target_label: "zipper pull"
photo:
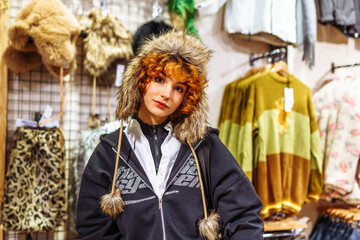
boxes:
[159,198,162,210]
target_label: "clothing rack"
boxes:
[263,229,301,239]
[318,206,360,226]
[331,62,360,73]
[310,207,360,239]
[264,217,308,232]
[263,218,307,239]
[249,47,287,66]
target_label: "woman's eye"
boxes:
[155,77,163,83]
[175,86,184,93]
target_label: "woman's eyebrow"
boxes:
[177,82,187,86]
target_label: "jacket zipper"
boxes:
[159,198,166,240]
[153,126,160,173]
[112,148,168,239]
[158,140,202,239]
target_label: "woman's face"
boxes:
[138,73,187,125]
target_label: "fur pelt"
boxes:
[116,30,211,144]
[81,9,133,79]
[3,0,80,77]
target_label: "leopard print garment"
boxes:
[1,127,67,232]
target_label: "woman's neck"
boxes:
[135,114,169,127]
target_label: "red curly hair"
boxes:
[137,53,207,119]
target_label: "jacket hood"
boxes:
[116,30,211,144]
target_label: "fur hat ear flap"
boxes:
[8,21,36,52]
[45,59,76,77]
[3,45,42,72]
[100,119,125,218]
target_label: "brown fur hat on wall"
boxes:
[116,30,212,144]
[3,0,80,77]
[3,46,42,73]
[80,9,133,83]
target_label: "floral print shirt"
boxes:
[313,72,360,205]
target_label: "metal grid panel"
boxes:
[4,0,171,239]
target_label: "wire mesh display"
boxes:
[4,0,171,239]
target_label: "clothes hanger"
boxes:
[270,60,290,77]
[244,64,272,78]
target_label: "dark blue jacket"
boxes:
[76,127,264,239]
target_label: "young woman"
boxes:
[76,30,264,240]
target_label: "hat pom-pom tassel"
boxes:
[199,211,221,240]
[100,188,125,218]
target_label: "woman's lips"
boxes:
[154,100,168,109]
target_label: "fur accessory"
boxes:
[80,9,133,83]
[100,188,125,218]
[87,115,102,130]
[3,0,80,77]
[116,30,211,144]
[100,119,125,218]
[199,211,221,240]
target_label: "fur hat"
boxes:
[3,0,80,77]
[80,9,133,83]
[116,30,211,144]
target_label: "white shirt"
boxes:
[124,118,182,199]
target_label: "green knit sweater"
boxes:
[218,71,323,218]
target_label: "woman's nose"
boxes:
[161,84,171,99]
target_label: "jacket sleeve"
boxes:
[76,142,122,240]
[208,132,264,240]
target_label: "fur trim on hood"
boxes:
[116,30,211,144]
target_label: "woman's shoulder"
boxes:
[205,126,219,138]
[203,126,221,143]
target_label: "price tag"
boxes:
[115,64,125,87]
[39,105,53,123]
[15,105,59,128]
[284,87,294,112]
[15,119,38,128]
